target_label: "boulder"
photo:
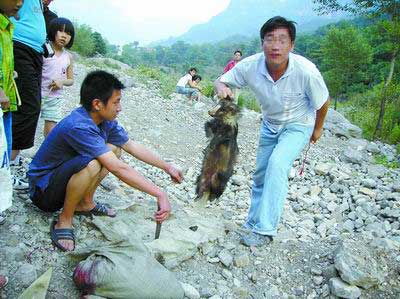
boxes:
[180,282,200,299]
[342,147,364,164]
[329,277,361,299]
[334,239,387,289]
[324,109,362,139]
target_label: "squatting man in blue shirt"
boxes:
[28,70,183,252]
[214,16,330,247]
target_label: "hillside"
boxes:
[0,57,399,299]
[156,0,347,45]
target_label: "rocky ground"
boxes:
[0,57,399,299]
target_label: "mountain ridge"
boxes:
[154,0,346,46]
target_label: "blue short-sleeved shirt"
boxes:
[11,0,46,53]
[28,107,129,192]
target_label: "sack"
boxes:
[42,40,54,58]
[72,238,184,299]
[0,112,12,213]
[18,268,52,299]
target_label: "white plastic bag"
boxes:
[0,111,12,213]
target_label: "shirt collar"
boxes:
[258,52,295,82]
[77,106,105,130]
[0,14,12,31]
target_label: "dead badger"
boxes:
[196,97,240,203]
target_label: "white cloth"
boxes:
[220,52,329,132]
[0,110,12,213]
[176,74,192,87]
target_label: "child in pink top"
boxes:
[41,17,74,137]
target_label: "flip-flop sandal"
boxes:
[76,202,116,218]
[50,220,75,252]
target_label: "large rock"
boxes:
[218,249,233,267]
[314,163,335,176]
[231,175,247,186]
[334,239,387,289]
[180,282,200,299]
[347,138,368,151]
[366,142,381,154]
[15,263,38,288]
[367,164,387,178]
[329,277,361,299]
[342,147,364,164]
[324,109,362,139]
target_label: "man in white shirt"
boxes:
[176,67,201,101]
[215,16,330,247]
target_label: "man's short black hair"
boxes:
[189,67,197,73]
[259,16,297,42]
[48,17,75,49]
[192,75,202,81]
[234,50,242,56]
[80,71,125,111]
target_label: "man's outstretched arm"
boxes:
[121,140,183,183]
[97,151,171,222]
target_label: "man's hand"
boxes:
[155,193,171,223]
[310,128,323,144]
[0,89,10,110]
[216,85,234,99]
[166,164,183,183]
[49,80,63,91]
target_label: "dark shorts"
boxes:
[12,41,43,150]
[31,156,93,212]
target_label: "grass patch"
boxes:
[373,154,399,169]
[201,80,215,98]
[103,59,121,70]
[237,89,261,112]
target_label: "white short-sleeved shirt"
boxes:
[220,52,329,131]
[176,74,192,87]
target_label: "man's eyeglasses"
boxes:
[262,37,291,46]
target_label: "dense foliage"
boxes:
[71,1,400,145]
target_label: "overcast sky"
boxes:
[50,0,230,45]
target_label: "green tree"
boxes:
[120,43,139,66]
[294,34,323,64]
[91,31,108,55]
[313,0,400,137]
[71,23,95,57]
[320,25,372,109]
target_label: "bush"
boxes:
[237,89,260,112]
[136,65,161,80]
[103,59,121,70]
[373,154,399,169]
[201,81,214,98]
[72,23,95,57]
[338,83,400,144]
[388,124,400,144]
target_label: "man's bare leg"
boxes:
[75,144,121,216]
[55,159,102,251]
[55,145,121,250]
